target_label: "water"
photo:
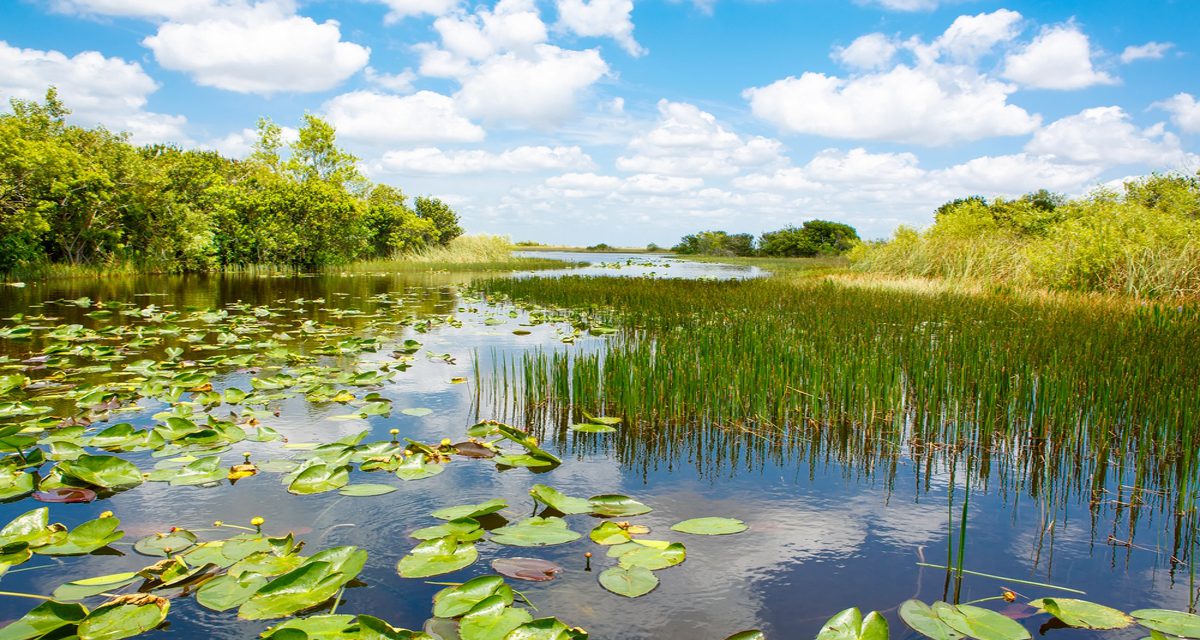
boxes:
[0,260,1192,639]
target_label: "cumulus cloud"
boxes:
[833,33,898,70]
[364,67,417,93]
[555,0,644,56]
[50,0,221,20]
[375,0,459,23]
[454,45,608,127]
[0,40,186,144]
[1002,24,1116,90]
[934,9,1023,61]
[855,0,940,11]
[322,90,485,144]
[616,99,785,176]
[377,145,594,175]
[744,64,1040,145]
[1026,106,1190,167]
[142,1,369,95]
[621,173,704,194]
[1154,93,1200,134]
[1120,41,1173,64]
[935,153,1104,193]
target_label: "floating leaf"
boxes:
[1030,598,1131,630]
[490,517,581,547]
[338,483,397,497]
[581,412,621,425]
[238,561,345,620]
[588,495,651,517]
[432,499,507,521]
[53,572,140,601]
[459,595,533,640]
[725,632,767,640]
[616,543,685,571]
[1131,610,1200,638]
[397,536,479,578]
[36,516,123,555]
[77,593,169,640]
[507,618,589,640]
[433,575,514,618]
[817,607,889,640]
[933,602,1030,640]
[412,518,484,542]
[900,600,964,640]
[32,487,96,503]
[262,614,357,639]
[134,529,198,557]
[670,517,747,536]
[0,600,88,639]
[57,455,143,488]
[492,558,563,582]
[530,485,591,515]
[568,423,616,433]
[395,453,445,481]
[196,573,269,612]
[589,522,631,546]
[287,462,350,495]
[598,566,658,598]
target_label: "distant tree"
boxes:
[758,220,860,257]
[646,242,661,252]
[415,196,462,246]
[363,184,437,256]
[672,230,755,256]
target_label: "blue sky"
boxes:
[2,0,1198,245]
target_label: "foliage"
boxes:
[0,89,464,276]
[758,220,860,257]
[672,230,756,256]
[852,175,1200,297]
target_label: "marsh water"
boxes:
[0,253,1194,639]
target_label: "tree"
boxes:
[672,230,755,256]
[286,114,364,192]
[364,185,437,256]
[415,196,462,245]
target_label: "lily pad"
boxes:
[36,516,123,555]
[412,518,484,542]
[1030,598,1132,630]
[670,517,747,536]
[588,495,652,518]
[0,600,88,638]
[490,517,581,547]
[77,594,170,640]
[196,573,270,612]
[134,529,198,557]
[492,558,563,582]
[395,453,445,481]
[507,618,589,640]
[397,536,479,578]
[57,455,143,488]
[933,602,1030,640]
[1131,610,1200,638]
[530,485,592,515]
[287,462,350,495]
[616,543,686,571]
[598,566,658,598]
[459,595,533,640]
[589,522,631,546]
[568,423,616,433]
[817,607,889,640]
[338,483,398,497]
[239,561,345,620]
[433,575,515,618]
[32,487,96,503]
[53,572,141,601]
[900,599,964,640]
[432,499,507,521]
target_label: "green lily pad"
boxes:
[412,518,484,542]
[134,529,198,557]
[1030,598,1132,630]
[530,485,591,515]
[933,602,1030,640]
[670,517,748,536]
[56,455,143,488]
[287,462,350,494]
[395,453,445,481]
[196,573,270,612]
[900,599,964,640]
[53,572,140,601]
[262,614,358,639]
[581,412,621,425]
[507,617,589,640]
[589,522,631,546]
[432,499,507,521]
[238,561,344,620]
[0,600,89,638]
[433,575,515,618]
[35,516,123,555]
[588,495,652,517]
[77,594,170,640]
[338,483,398,497]
[397,536,479,578]
[616,543,686,570]
[459,595,533,640]
[490,517,581,547]
[0,508,57,548]
[568,423,616,433]
[1131,610,1200,638]
[598,566,658,598]
[817,607,889,640]
[725,632,767,640]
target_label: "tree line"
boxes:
[672,220,860,257]
[0,89,462,274]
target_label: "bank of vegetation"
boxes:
[0,89,472,279]
[672,220,860,258]
[852,176,1200,298]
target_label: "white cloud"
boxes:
[0,40,187,144]
[1120,41,1173,64]
[50,0,221,20]
[616,99,785,176]
[545,172,622,192]
[1002,24,1116,90]
[621,174,704,194]
[375,0,459,23]
[744,64,1040,145]
[1154,93,1200,134]
[935,153,1103,194]
[833,33,898,70]
[1026,106,1189,167]
[555,0,644,57]
[855,0,940,11]
[364,67,417,93]
[734,148,923,192]
[422,0,548,70]
[454,45,609,127]
[934,9,1023,61]
[142,2,369,95]
[377,145,594,175]
[323,90,485,144]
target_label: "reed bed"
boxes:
[475,275,1200,526]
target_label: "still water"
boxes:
[0,255,1191,639]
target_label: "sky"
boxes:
[1,0,1198,245]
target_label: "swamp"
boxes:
[0,252,1197,639]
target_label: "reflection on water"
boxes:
[0,260,1195,639]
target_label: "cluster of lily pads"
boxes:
[812,597,1200,640]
